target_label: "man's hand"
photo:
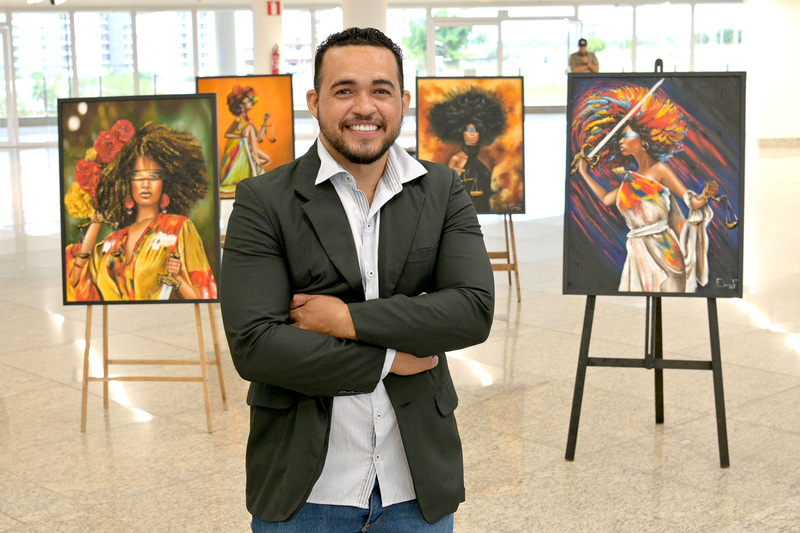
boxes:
[390,352,439,376]
[289,294,357,340]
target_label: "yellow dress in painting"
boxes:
[66,213,217,302]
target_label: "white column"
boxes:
[342,0,388,33]
[252,0,284,74]
[744,0,800,140]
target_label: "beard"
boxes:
[318,113,403,165]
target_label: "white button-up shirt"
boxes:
[305,139,427,509]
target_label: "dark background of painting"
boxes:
[563,73,745,297]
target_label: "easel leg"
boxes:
[707,298,730,468]
[502,215,511,285]
[195,304,213,432]
[102,305,109,409]
[508,216,521,303]
[654,297,664,424]
[81,305,93,433]
[207,303,228,409]
[566,295,596,460]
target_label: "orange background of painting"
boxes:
[416,77,525,213]
[197,75,295,196]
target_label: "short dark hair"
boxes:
[314,27,405,92]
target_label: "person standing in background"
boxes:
[570,38,599,73]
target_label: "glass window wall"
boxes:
[1,2,745,146]
[135,11,195,95]
[694,3,745,71]
[12,12,72,142]
[577,5,634,73]
[283,8,313,114]
[196,10,254,77]
[503,18,571,106]
[387,7,426,142]
[434,22,499,78]
[0,28,9,143]
[635,3,692,72]
[74,11,134,97]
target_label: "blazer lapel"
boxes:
[294,147,364,297]
[379,183,425,297]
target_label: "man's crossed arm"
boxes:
[289,293,439,376]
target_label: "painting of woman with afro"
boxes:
[417,77,525,215]
[60,95,220,304]
[565,74,745,297]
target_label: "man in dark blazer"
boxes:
[220,27,494,532]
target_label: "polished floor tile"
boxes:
[1,129,799,532]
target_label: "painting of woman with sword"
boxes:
[565,74,745,297]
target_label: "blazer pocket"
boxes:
[406,246,438,264]
[434,379,459,417]
[247,382,298,409]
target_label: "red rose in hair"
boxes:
[75,158,102,202]
[111,119,135,144]
[93,129,124,164]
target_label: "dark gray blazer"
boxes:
[220,144,494,524]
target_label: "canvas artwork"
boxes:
[59,94,220,305]
[563,72,746,297]
[416,77,525,215]
[196,74,294,199]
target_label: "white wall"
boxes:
[745,0,800,139]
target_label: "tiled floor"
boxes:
[1,119,799,532]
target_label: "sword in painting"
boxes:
[571,77,665,173]
[157,252,182,300]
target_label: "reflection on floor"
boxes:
[1,132,799,532]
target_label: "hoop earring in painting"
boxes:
[641,140,650,152]
[124,196,134,215]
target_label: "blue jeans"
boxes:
[251,482,454,533]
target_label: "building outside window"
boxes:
[1,2,744,146]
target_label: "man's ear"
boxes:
[401,90,411,117]
[307,89,319,119]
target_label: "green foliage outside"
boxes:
[402,10,488,73]
[716,27,742,45]
[587,38,606,54]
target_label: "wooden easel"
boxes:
[80,303,228,433]
[565,296,730,467]
[488,214,521,302]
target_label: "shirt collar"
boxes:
[314,138,427,191]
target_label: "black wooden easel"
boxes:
[564,295,730,468]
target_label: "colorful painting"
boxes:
[58,94,220,305]
[564,73,746,297]
[196,74,294,199]
[416,77,525,215]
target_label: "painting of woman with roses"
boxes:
[59,95,220,304]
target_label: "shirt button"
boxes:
[366,223,372,230]
[376,412,383,419]
[368,270,375,277]
[375,454,382,461]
